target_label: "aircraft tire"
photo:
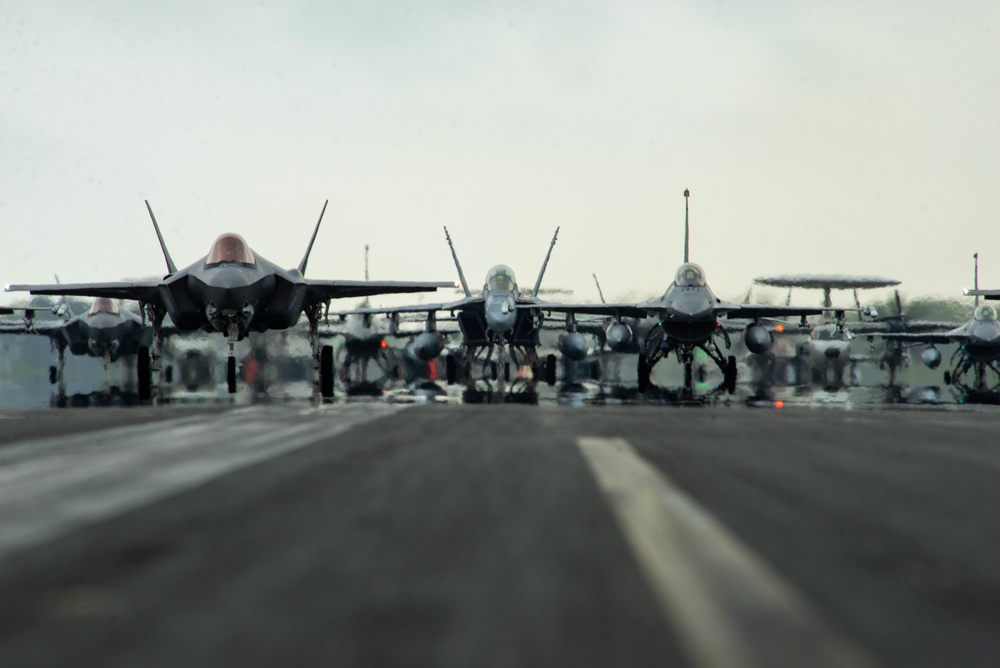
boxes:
[227,357,237,394]
[725,355,737,394]
[545,354,557,386]
[48,366,58,385]
[446,355,457,385]
[320,345,335,398]
[944,370,952,386]
[488,360,498,381]
[637,355,650,393]
[137,347,152,401]
[684,361,693,391]
[504,362,511,381]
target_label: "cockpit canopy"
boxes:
[88,297,120,316]
[484,264,518,294]
[675,263,707,288]
[974,304,997,322]
[206,233,256,267]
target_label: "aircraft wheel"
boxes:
[591,360,602,381]
[545,354,557,386]
[227,357,237,394]
[446,355,457,385]
[725,355,737,394]
[637,355,651,393]
[488,360,498,381]
[684,361,693,391]
[137,347,152,401]
[48,366,58,385]
[504,362,511,381]
[944,371,952,386]
[320,345,335,398]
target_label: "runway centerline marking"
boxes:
[577,436,880,668]
[0,404,406,559]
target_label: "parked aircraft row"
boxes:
[4,192,997,401]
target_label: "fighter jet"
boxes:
[752,274,898,386]
[886,256,1000,392]
[881,302,1000,392]
[6,201,453,401]
[331,226,569,386]
[0,289,155,396]
[538,190,841,395]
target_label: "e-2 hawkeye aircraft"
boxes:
[6,201,453,401]
[751,274,897,386]
[536,190,852,395]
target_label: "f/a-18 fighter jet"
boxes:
[537,190,855,395]
[7,201,453,401]
[332,226,573,386]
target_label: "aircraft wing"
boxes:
[6,281,163,303]
[851,320,957,335]
[329,295,481,317]
[717,303,825,320]
[304,280,455,304]
[964,289,1000,300]
[532,300,655,319]
[880,324,968,344]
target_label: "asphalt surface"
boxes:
[0,402,998,667]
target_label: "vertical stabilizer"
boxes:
[592,273,606,304]
[531,227,560,298]
[145,201,178,275]
[683,188,690,264]
[444,227,471,297]
[975,252,980,308]
[298,200,329,276]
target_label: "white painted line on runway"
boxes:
[0,404,406,558]
[577,436,880,668]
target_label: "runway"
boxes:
[0,402,998,667]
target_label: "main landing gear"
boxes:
[306,304,335,402]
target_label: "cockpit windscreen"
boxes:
[675,263,707,288]
[206,234,256,267]
[485,265,518,293]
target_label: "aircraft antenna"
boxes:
[364,244,370,281]
[298,200,329,276]
[592,273,607,304]
[444,227,471,297]
[974,252,980,308]
[145,201,178,275]
[683,188,690,264]
[532,227,560,298]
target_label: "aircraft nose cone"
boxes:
[205,265,255,290]
[672,296,713,320]
[972,324,1000,343]
[486,301,517,335]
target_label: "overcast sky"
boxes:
[2,0,998,308]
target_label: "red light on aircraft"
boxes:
[774,400,784,409]
[776,324,785,333]
[380,340,388,348]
